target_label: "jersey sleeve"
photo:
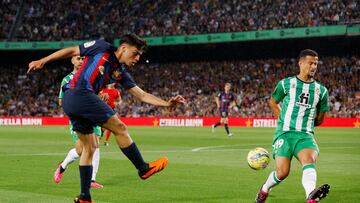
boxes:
[317,88,330,112]
[271,79,286,102]
[79,40,114,56]
[119,71,136,89]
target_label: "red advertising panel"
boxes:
[0,117,359,128]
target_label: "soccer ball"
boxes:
[247,147,270,170]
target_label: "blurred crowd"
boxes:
[1,56,359,118]
[1,0,359,41]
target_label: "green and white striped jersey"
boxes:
[58,71,75,99]
[272,76,329,139]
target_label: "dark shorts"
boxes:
[220,111,229,118]
[62,89,115,134]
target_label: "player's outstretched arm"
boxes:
[314,111,326,126]
[268,97,281,118]
[215,96,220,108]
[27,46,80,73]
[128,86,185,107]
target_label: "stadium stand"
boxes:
[0,56,358,118]
[1,0,359,40]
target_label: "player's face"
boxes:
[225,84,231,92]
[299,56,318,78]
[121,44,143,67]
[71,56,84,70]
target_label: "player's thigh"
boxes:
[101,115,128,135]
[77,132,97,150]
[223,117,229,124]
[220,112,228,123]
[272,134,295,160]
[74,140,83,155]
[295,138,319,165]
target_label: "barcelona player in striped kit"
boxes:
[55,55,104,189]
[255,49,330,203]
[212,83,236,137]
[28,34,185,203]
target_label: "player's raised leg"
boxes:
[102,115,168,180]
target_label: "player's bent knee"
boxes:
[276,168,290,180]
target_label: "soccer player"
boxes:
[100,83,121,146]
[255,49,330,203]
[211,82,236,137]
[28,34,185,203]
[55,55,103,189]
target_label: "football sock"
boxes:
[262,171,282,193]
[214,122,221,128]
[61,148,79,170]
[225,124,230,134]
[105,130,111,142]
[120,142,148,173]
[91,148,100,181]
[79,165,93,201]
[302,164,317,198]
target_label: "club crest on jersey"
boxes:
[296,93,311,108]
[112,70,120,78]
[98,66,105,75]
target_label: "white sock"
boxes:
[91,148,100,181]
[302,165,317,198]
[61,148,79,169]
[262,171,282,193]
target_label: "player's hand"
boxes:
[99,93,109,102]
[27,60,45,74]
[168,95,186,107]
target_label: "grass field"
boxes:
[0,126,359,203]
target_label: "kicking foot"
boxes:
[90,181,104,188]
[255,188,268,203]
[53,162,64,183]
[307,184,330,202]
[139,157,168,180]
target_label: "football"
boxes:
[247,147,270,170]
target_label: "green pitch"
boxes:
[0,126,359,203]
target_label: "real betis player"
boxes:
[255,49,330,203]
[54,55,104,188]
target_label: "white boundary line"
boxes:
[0,146,357,157]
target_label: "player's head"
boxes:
[71,55,84,71]
[298,49,318,79]
[117,33,148,67]
[224,83,231,92]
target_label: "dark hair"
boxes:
[299,49,318,59]
[120,33,148,52]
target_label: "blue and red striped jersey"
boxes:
[64,40,136,94]
[218,92,235,112]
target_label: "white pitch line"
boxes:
[0,146,356,157]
